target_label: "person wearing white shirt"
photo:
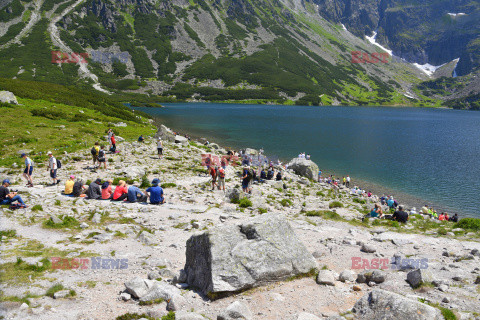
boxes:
[47,151,59,185]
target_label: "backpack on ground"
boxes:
[91,147,97,156]
[56,159,62,169]
[9,203,26,210]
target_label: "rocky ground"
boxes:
[1,129,480,320]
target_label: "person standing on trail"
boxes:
[157,138,163,159]
[210,165,218,191]
[91,142,100,169]
[47,151,59,185]
[107,129,113,147]
[346,175,351,187]
[21,153,34,187]
[217,166,226,191]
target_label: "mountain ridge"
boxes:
[0,0,478,108]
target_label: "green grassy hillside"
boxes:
[0,78,156,167]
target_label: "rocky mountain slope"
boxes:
[0,0,478,107]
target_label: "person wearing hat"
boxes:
[157,138,163,159]
[0,179,26,206]
[47,151,59,186]
[127,182,147,203]
[86,178,102,199]
[146,178,164,204]
[64,175,75,195]
[21,153,34,187]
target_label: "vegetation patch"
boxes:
[328,201,344,209]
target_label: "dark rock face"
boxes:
[85,0,117,33]
[312,0,480,75]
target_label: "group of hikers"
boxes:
[1,133,463,224]
[63,175,165,205]
[361,195,459,224]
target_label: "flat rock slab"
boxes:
[184,213,317,296]
[373,232,414,245]
[353,289,442,319]
[163,204,209,213]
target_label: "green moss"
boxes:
[238,198,253,208]
[138,298,164,306]
[280,199,293,207]
[329,201,343,209]
[43,215,80,229]
[31,205,43,212]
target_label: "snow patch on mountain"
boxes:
[365,32,392,55]
[448,13,466,18]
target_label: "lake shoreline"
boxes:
[150,117,459,218]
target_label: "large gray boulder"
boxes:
[286,158,319,180]
[175,135,188,145]
[353,289,442,319]
[184,213,317,297]
[0,91,18,105]
[159,124,176,142]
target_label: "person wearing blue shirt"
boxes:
[127,183,147,203]
[21,153,34,187]
[146,178,165,205]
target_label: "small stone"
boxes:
[50,215,63,224]
[19,303,29,310]
[217,301,253,320]
[120,292,131,301]
[352,285,362,291]
[360,244,376,253]
[438,284,449,292]
[167,294,187,311]
[442,297,450,303]
[316,270,335,286]
[80,222,89,229]
[53,290,70,299]
[339,270,356,282]
[297,312,321,320]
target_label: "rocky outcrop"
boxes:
[286,158,319,180]
[0,91,18,104]
[353,289,442,319]
[183,213,317,296]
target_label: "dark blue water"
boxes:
[136,103,480,217]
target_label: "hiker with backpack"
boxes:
[47,151,61,185]
[21,153,34,187]
[217,166,226,191]
[241,166,252,193]
[0,179,26,207]
[110,134,116,153]
[210,166,218,191]
[91,142,100,169]
[98,145,107,170]
[157,138,163,159]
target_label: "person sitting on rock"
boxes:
[87,178,102,200]
[260,168,267,181]
[127,182,147,203]
[276,170,282,181]
[369,203,383,218]
[72,179,87,197]
[444,212,449,221]
[421,204,429,214]
[449,213,459,222]
[138,135,144,143]
[0,179,26,207]
[101,180,113,200]
[392,205,409,223]
[438,212,446,221]
[266,168,274,180]
[64,175,75,196]
[112,180,128,201]
[146,178,164,205]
